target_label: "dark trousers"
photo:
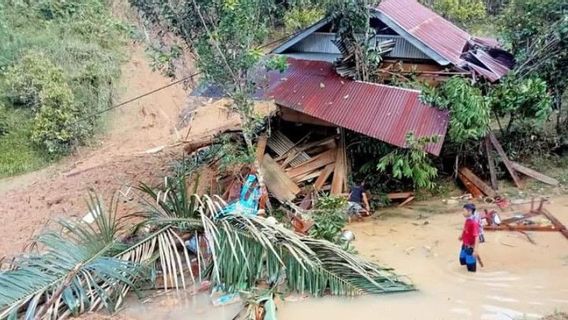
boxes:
[459,245,477,272]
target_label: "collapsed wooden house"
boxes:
[192,0,557,204]
[272,0,514,84]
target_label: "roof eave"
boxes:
[271,16,333,54]
[370,9,452,66]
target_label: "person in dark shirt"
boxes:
[347,181,371,222]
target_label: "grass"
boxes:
[0,0,129,178]
[0,109,51,177]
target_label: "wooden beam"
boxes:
[314,163,335,191]
[279,107,334,127]
[484,225,557,232]
[458,172,484,199]
[294,169,325,183]
[331,131,346,195]
[386,192,414,200]
[261,155,300,202]
[459,167,496,197]
[256,135,268,163]
[286,149,336,179]
[398,196,415,207]
[485,136,498,190]
[511,162,559,186]
[488,132,523,188]
[540,209,568,240]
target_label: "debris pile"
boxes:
[259,130,349,208]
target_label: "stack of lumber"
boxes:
[259,130,349,203]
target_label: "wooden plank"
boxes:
[458,172,483,199]
[459,167,497,197]
[386,192,414,200]
[255,135,268,163]
[511,162,559,186]
[485,136,498,190]
[488,132,523,188]
[331,132,346,195]
[299,193,312,210]
[286,149,336,179]
[314,164,335,191]
[294,169,324,183]
[398,196,415,207]
[261,155,300,202]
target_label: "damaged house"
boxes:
[194,0,515,205]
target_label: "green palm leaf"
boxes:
[0,195,144,319]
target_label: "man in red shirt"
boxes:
[459,204,480,272]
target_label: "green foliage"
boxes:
[146,44,182,78]
[0,108,50,177]
[423,0,486,27]
[284,5,325,32]
[421,77,490,144]
[377,133,439,190]
[0,0,127,172]
[266,55,289,73]
[490,76,553,130]
[499,0,568,132]
[0,195,145,319]
[309,195,347,243]
[214,133,255,172]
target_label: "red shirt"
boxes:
[462,218,479,246]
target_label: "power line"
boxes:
[72,71,201,124]
[72,31,296,123]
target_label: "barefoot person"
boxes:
[347,181,371,222]
[459,203,481,272]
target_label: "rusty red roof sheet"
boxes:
[264,58,449,155]
[377,0,470,65]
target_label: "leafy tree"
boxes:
[421,0,487,27]
[284,3,325,32]
[2,52,82,154]
[421,77,490,144]
[489,76,552,133]
[499,0,568,132]
[377,133,439,190]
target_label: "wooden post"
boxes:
[255,134,268,163]
[488,132,523,188]
[485,136,498,190]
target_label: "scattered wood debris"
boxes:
[484,198,568,241]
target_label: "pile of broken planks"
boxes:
[258,130,349,209]
[484,198,568,241]
[458,133,559,199]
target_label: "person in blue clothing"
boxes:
[347,181,371,222]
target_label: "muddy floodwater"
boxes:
[121,198,568,320]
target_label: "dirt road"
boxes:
[0,44,237,258]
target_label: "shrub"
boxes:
[2,52,68,110]
[284,6,325,32]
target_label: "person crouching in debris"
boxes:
[459,203,481,272]
[347,181,371,222]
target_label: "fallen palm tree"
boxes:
[0,179,413,319]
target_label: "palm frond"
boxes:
[200,212,414,296]
[0,195,144,319]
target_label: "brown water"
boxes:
[121,198,568,319]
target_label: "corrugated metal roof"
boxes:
[264,58,449,156]
[376,0,470,66]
